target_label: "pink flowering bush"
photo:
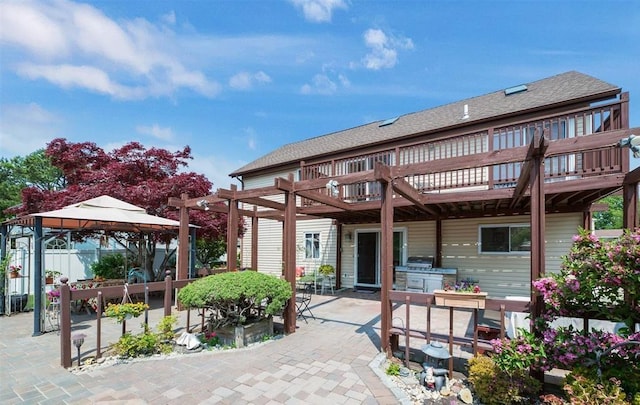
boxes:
[491,228,640,401]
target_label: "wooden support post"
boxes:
[379,176,394,355]
[282,175,297,334]
[177,193,190,280]
[251,207,258,270]
[227,184,239,272]
[60,279,72,368]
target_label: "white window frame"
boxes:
[304,232,320,259]
[478,224,531,255]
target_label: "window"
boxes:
[304,233,320,259]
[479,225,530,253]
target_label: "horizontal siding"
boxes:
[442,213,581,298]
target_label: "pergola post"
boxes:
[226,185,239,272]
[251,207,258,270]
[623,182,638,230]
[376,162,393,355]
[177,193,190,280]
[281,175,297,333]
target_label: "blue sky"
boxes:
[1,0,639,189]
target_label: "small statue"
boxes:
[424,366,435,390]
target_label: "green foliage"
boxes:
[104,302,149,323]
[177,271,292,328]
[112,323,173,358]
[0,150,64,221]
[468,355,541,405]
[196,238,226,268]
[318,264,335,276]
[593,195,623,230]
[90,253,127,280]
[491,329,547,375]
[156,315,177,341]
[385,362,400,376]
[563,371,630,405]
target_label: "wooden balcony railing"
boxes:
[300,99,626,204]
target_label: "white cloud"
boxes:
[300,73,340,95]
[243,127,258,150]
[136,124,174,141]
[161,10,176,25]
[361,28,414,70]
[0,103,61,156]
[229,71,272,90]
[289,0,347,23]
[0,0,220,99]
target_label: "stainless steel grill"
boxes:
[395,256,457,292]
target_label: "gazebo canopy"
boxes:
[9,195,186,232]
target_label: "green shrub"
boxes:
[112,320,174,358]
[385,362,400,376]
[156,315,177,341]
[90,253,127,280]
[177,271,292,328]
[564,372,630,405]
[318,264,334,276]
[467,355,541,405]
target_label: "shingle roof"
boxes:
[231,71,619,176]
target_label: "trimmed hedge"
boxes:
[177,271,292,327]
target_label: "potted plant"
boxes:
[45,270,62,284]
[104,302,149,323]
[318,264,335,277]
[434,279,487,309]
[9,264,22,278]
[178,271,291,347]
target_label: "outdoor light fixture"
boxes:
[196,199,210,211]
[344,231,353,241]
[325,180,339,198]
[72,333,86,367]
[619,134,640,158]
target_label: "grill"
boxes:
[395,257,457,293]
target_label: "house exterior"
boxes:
[218,72,640,297]
[224,71,638,299]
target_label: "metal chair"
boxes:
[295,283,315,323]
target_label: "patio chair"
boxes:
[295,283,315,323]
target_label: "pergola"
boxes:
[1,196,195,336]
[173,128,640,354]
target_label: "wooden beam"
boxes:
[546,127,639,157]
[232,185,281,199]
[242,197,285,211]
[391,177,439,216]
[226,184,239,272]
[294,171,377,192]
[511,133,549,208]
[275,176,294,192]
[380,180,393,355]
[624,166,640,185]
[374,161,392,183]
[296,189,351,210]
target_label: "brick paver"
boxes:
[0,290,432,404]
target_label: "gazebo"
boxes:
[0,195,195,336]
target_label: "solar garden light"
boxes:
[72,333,86,367]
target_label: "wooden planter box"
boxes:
[433,290,488,309]
[212,316,273,348]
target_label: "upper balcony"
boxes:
[298,97,632,223]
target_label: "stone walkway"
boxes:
[1,290,440,404]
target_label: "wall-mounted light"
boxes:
[344,231,352,241]
[326,180,339,198]
[196,199,210,211]
[619,134,640,158]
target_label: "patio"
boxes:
[0,287,487,404]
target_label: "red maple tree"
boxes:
[12,138,239,280]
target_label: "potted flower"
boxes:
[104,302,149,323]
[45,270,62,284]
[318,264,335,276]
[47,288,61,303]
[434,279,487,309]
[9,264,22,278]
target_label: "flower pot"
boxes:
[433,290,487,309]
[10,272,20,279]
[46,276,54,285]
